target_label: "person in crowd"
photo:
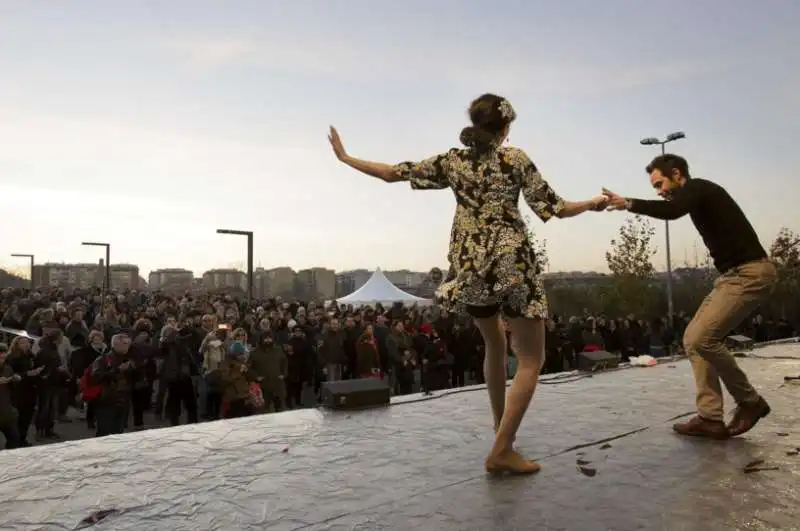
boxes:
[372,314,391,381]
[4,336,41,446]
[0,342,22,449]
[159,322,199,426]
[318,318,346,381]
[33,321,69,440]
[602,319,622,356]
[356,324,382,379]
[283,343,304,409]
[72,329,107,430]
[448,322,470,388]
[200,324,228,420]
[129,322,157,430]
[543,320,565,374]
[248,332,287,413]
[387,319,416,395]
[90,333,135,437]
[288,325,315,398]
[220,341,253,418]
[342,316,361,380]
[581,317,605,352]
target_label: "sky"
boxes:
[1,0,798,277]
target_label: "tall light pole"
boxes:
[216,229,254,304]
[82,241,111,295]
[10,253,34,290]
[639,131,686,327]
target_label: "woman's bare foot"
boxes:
[485,449,541,475]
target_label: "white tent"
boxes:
[336,268,432,308]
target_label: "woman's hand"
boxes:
[327,126,399,182]
[328,126,348,161]
[590,195,609,211]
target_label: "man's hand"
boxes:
[602,188,630,211]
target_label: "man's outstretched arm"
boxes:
[602,185,698,220]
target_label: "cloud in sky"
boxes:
[0,104,318,189]
[160,34,739,97]
[163,37,260,69]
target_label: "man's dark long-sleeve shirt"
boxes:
[629,178,767,274]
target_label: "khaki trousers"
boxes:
[683,259,777,421]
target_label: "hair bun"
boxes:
[459,125,501,150]
[459,126,479,148]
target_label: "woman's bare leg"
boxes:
[485,316,545,474]
[473,314,508,431]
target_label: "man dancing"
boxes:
[603,154,775,439]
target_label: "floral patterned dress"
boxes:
[393,143,565,319]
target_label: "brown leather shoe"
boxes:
[673,415,730,440]
[727,396,771,437]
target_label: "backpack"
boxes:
[79,355,111,402]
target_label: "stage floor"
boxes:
[1,345,798,531]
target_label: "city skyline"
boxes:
[1,1,797,275]
[3,260,699,287]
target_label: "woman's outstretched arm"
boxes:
[328,126,404,183]
[556,198,606,218]
[517,149,606,222]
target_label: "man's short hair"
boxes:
[646,154,691,180]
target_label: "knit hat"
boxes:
[228,341,247,358]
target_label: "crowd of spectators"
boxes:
[0,285,796,450]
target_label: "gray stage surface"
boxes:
[1,344,799,531]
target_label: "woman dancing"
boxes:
[328,94,606,474]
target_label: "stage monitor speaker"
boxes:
[320,378,391,410]
[576,350,619,372]
[726,334,754,351]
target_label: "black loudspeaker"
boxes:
[726,335,754,351]
[320,378,391,410]
[576,350,619,372]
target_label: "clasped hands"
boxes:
[590,188,629,212]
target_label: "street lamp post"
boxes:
[216,229,254,304]
[10,253,35,290]
[81,242,111,294]
[639,131,686,327]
